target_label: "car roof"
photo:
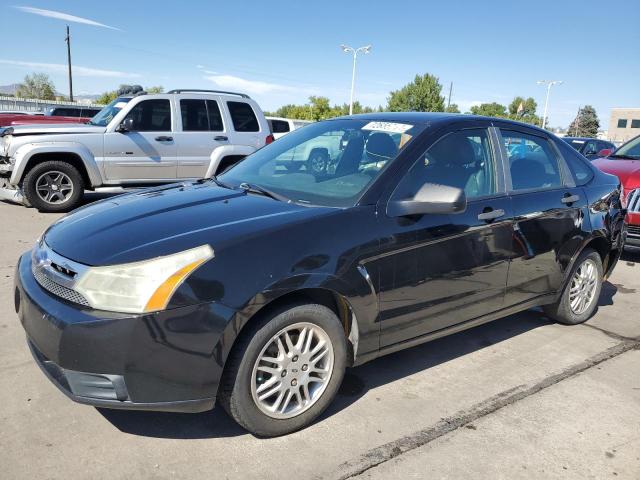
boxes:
[331,112,553,133]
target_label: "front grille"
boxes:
[32,264,89,306]
[627,189,640,213]
[627,224,640,237]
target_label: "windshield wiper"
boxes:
[239,182,290,202]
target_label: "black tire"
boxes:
[307,149,328,175]
[23,161,84,212]
[219,303,347,437]
[543,248,603,325]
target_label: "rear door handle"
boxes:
[561,194,580,204]
[214,135,228,141]
[155,136,173,142]
[477,208,505,222]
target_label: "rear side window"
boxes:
[502,130,562,191]
[270,119,290,133]
[180,99,224,131]
[125,99,172,131]
[227,101,259,132]
[556,140,594,186]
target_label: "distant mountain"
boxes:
[0,84,20,95]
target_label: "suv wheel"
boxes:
[307,149,329,175]
[23,161,84,212]
[219,304,346,437]
[543,248,603,325]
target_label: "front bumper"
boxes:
[625,222,640,249]
[15,252,234,413]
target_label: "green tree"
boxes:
[16,73,56,100]
[507,96,541,126]
[445,103,460,113]
[567,105,599,137]
[470,102,507,117]
[96,85,164,105]
[387,73,445,112]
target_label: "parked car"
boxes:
[0,89,273,212]
[266,116,312,140]
[14,113,625,437]
[0,113,88,127]
[45,106,101,118]
[563,137,615,160]
[593,134,640,249]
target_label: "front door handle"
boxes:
[155,135,173,142]
[478,208,505,222]
[561,194,580,204]
[214,135,228,141]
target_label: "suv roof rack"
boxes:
[167,89,250,99]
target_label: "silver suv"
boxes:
[0,89,272,212]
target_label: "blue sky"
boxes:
[1,0,639,128]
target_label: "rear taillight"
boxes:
[265,134,275,145]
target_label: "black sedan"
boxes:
[15,113,626,436]
[563,136,616,160]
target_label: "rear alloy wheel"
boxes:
[23,161,84,212]
[219,304,346,437]
[543,248,603,325]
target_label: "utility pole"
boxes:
[447,81,453,109]
[65,25,73,102]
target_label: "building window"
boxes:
[631,119,640,128]
[617,119,628,128]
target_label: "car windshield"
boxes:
[563,138,585,151]
[611,136,640,159]
[219,118,424,207]
[87,97,132,126]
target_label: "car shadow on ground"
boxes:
[98,306,572,440]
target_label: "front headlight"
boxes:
[75,245,214,313]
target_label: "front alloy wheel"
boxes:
[568,258,598,315]
[219,304,346,437]
[251,322,334,419]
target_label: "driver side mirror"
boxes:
[388,182,467,217]
[116,117,135,133]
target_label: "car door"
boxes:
[499,126,588,307]
[103,98,177,181]
[175,98,228,178]
[377,125,514,348]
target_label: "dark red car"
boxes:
[0,113,91,127]
[593,135,640,249]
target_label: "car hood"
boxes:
[8,122,105,136]
[44,181,331,266]
[593,158,640,188]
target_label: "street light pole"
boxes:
[537,80,563,129]
[340,44,371,115]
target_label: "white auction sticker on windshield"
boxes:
[362,121,413,134]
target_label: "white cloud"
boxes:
[203,70,219,75]
[205,74,314,96]
[15,6,120,30]
[196,65,205,69]
[0,59,140,78]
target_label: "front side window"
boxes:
[617,119,628,128]
[125,99,171,132]
[613,135,640,159]
[228,101,259,132]
[392,129,497,202]
[219,119,424,207]
[89,97,132,126]
[502,130,562,191]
